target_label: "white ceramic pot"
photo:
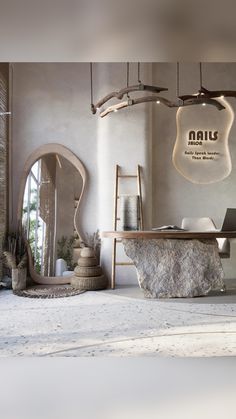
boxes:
[55,258,67,276]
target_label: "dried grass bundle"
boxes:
[83,230,101,261]
[3,232,27,269]
[3,251,17,269]
[17,252,27,269]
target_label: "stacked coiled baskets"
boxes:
[71,247,107,290]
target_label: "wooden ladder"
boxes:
[111,164,144,289]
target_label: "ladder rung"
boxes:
[116,262,134,266]
[112,164,143,289]
[117,195,140,199]
[118,175,137,178]
[116,218,141,221]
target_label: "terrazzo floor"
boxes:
[1,281,236,357]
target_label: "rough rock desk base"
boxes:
[123,238,224,298]
[102,231,236,298]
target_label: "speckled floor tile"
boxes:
[0,284,236,357]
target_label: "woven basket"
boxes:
[71,275,108,290]
[77,256,98,267]
[80,247,95,258]
[74,265,102,277]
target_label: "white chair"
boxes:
[181,217,230,258]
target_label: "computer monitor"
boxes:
[221,208,236,231]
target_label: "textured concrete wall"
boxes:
[152,63,236,278]
[11,62,236,284]
[96,63,153,284]
[11,63,98,236]
[11,63,152,284]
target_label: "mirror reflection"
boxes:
[22,153,83,276]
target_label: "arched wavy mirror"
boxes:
[17,144,86,285]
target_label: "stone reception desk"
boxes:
[102,231,236,298]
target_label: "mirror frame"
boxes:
[17,143,87,285]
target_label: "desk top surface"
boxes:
[102,230,236,239]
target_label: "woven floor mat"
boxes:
[13,285,86,299]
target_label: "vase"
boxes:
[12,268,27,291]
[55,258,67,276]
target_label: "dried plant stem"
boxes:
[3,251,17,269]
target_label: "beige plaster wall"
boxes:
[11,62,236,284]
[152,63,236,278]
[11,63,98,235]
[11,63,152,284]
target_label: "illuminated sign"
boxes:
[172,98,234,184]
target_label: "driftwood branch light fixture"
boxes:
[179,63,236,106]
[90,62,169,117]
[176,62,225,111]
[90,63,229,118]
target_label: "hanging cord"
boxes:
[176,62,180,98]
[90,63,94,111]
[126,62,130,99]
[199,62,203,89]
[138,62,141,84]
[177,62,184,106]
